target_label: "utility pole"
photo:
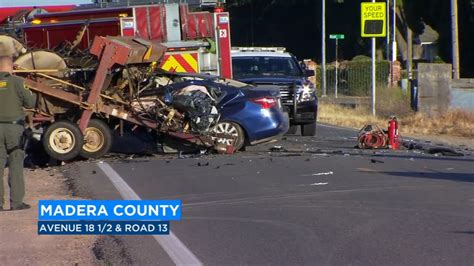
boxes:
[335,38,339,98]
[371,0,376,116]
[390,0,397,86]
[250,0,255,46]
[407,27,413,81]
[321,0,327,97]
[392,0,397,62]
[451,0,460,79]
[330,34,344,98]
[386,0,390,61]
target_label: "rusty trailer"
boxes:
[17,36,216,161]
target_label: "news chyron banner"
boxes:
[37,200,181,235]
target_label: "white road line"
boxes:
[97,162,203,266]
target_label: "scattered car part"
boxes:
[370,159,385,164]
[358,125,387,149]
[428,148,464,157]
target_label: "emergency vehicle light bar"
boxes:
[232,47,286,53]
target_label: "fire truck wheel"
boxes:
[43,121,84,161]
[213,121,245,151]
[301,122,316,137]
[80,119,113,159]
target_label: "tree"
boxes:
[227,0,474,76]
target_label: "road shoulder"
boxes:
[0,168,96,265]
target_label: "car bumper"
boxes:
[284,100,318,124]
[244,108,289,145]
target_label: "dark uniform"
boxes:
[0,72,36,210]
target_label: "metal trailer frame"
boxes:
[21,36,214,148]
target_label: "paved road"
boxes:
[67,124,474,266]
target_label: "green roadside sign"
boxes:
[329,34,345,40]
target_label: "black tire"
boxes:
[79,119,113,159]
[213,121,246,151]
[301,122,317,136]
[43,120,84,161]
[286,125,298,135]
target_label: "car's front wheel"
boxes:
[213,121,245,151]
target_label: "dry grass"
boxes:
[319,103,474,138]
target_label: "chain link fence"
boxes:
[310,60,392,97]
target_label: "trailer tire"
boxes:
[43,121,84,161]
[80,119,112,159]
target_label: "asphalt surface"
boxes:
[66,124,474,266]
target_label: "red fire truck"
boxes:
[18,3,233,78]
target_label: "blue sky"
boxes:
[0,0,91,7]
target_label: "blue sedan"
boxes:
[164,74,289,150]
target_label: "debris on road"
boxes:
[428,147,464,157]
[303,171,334,176]
[270,146,287,152]
[311,153,329,157]
[358,125,388,149]
[215,144,236,154]
[310,182,329,186]
[357,168,378,173]
[370,159,385,164]
[403,140,465,157]
[357,117,401,150]
[403,141,424,150]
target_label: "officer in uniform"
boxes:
[0,40,36,211]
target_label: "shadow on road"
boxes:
[382,171,474,183]
[451,231,474,235]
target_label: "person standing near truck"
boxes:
[0,40,36,211]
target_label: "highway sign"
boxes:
[361,2,386,37]
[329,34,345,40]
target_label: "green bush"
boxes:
[351,55,371,62]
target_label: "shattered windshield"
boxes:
[232,56,303,79]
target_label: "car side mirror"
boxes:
[305,70,315,77]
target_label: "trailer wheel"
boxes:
[43,121,84,161]
[80,119,112,159]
